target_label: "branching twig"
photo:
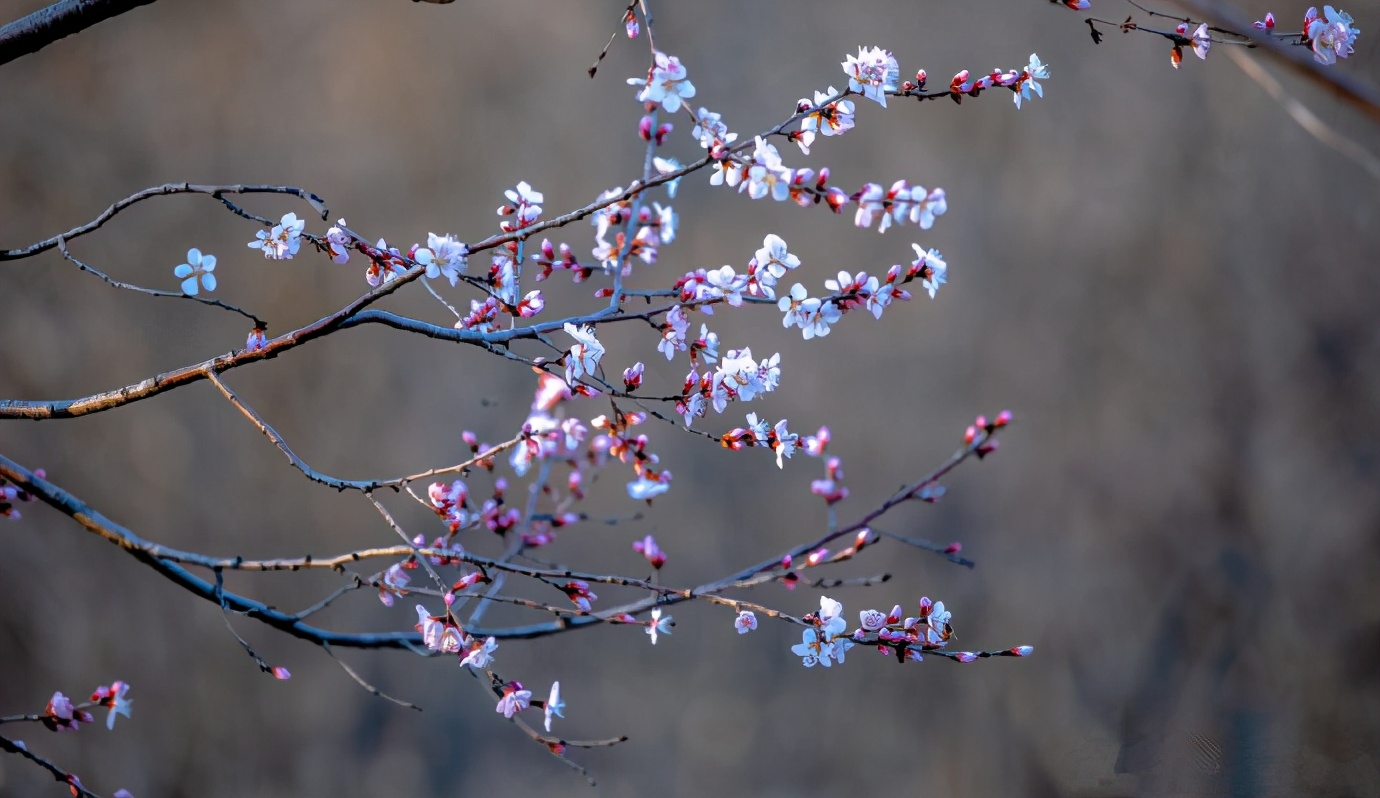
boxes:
[1,183,328,260]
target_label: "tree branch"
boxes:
[0,0,155,68]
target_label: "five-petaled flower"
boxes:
[841,46,899,107]
[629,51,697,113]
[247,212,304,260]
[174,248,217,295]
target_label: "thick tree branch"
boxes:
[0,0,155,68]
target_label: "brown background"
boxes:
[2,1,1379,796]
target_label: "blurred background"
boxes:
[2,0,1379,796]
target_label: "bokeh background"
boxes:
[2,1,1379,796]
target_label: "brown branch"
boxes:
[0,0,155,68]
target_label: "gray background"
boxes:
[2,0,1379,796]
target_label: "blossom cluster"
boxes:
[38,681,132,733]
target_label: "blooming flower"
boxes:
[1190,24,1211,60]
[544,682,564,732]
[247,212,304,260]
[1307,5,1360,65]
[1015,54,1050,109]
[692,107,738,150]
[174,248,216,295]
[92,681,132,730]
[841,46,899,107]
[496,682,532,718]
[647,607,673,644]
[416,605,445,650]
[324,220,353,264]
[798,87,856,154]
[460,635,499,669]
[629,51,696,113]
[43,692,91,732]
[563,323,605,386]
[735,610,758,634]
[749,234,801,299]
[502,182,544,226]
[418,233,468,286]
[912,245,947,298]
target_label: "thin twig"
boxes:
[57,236,265,326]
[1,183,328,260]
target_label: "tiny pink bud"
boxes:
[943,541,962,554]
[955,652,978,663]
[638,115,654,141]
[994,409,1013,428]
[1012,645,1035,657]
[272,666,291,680]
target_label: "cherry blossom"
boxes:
[791,627,829,667]
[748,234,800,300]
[496,682,532,718]
[417,233,468,286]
[173,248,216,295]
[544,682,564,732]
[91,681,132,730]
[797,87,855,154]
[742,137,792,201]
[247,212,304,260]
[460,635,499,669]
[735,610,758,634]
[1254,12,1276,29]
[324,220,352,264]
[563,323,605,386]
[705,265,748,306]
[691,107,738,150]
[378,562,410,606]
[911,245,947,298]
[853,183,886,230]
[43,691,91,732]
[629,51,697,113]
[415,605,445,651]
[646,607,673,644]
[841,46,900,107]
[1015,54,1050,108]
[1307,5,1360,64]
[658,305,690,360]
